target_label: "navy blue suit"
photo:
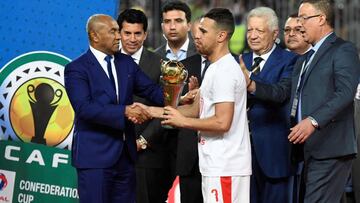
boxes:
[243,45,297,203]
[64,49,163,203]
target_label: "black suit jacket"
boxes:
[175,54,202,175]
[133,48,165,168]
[290,33,360,160]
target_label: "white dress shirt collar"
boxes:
[252,43,276,71]
[121,46,143,65]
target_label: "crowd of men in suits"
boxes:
[64,0,360,202]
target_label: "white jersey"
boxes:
[198,53,252,177]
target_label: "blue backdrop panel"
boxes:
[0,0,119,67]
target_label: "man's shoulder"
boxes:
[114,52,134,63]
[154,44,166,57]
[142,48,162,60]
[274,45,297,57]
[66,50,91,67]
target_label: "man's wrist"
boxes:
[308,116,319,129]
[137,135,148,150]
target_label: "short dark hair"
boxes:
[301,0,334,27]
[288,13,298,18]
[161,0,191,23]
[204,8,235,39]
[117,9,148,32]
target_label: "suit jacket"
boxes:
[290,33,360,160]
[64,49,163,169]
[154,37,198,60]
[353,83,360,201]
[133,48,166,168]
[242,46,297,178]
[176,54,202,174]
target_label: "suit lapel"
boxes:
[86,50,117,100]
[186,39,197,58]
[303,33,337,84]
[260,46,282,77]
[139,48,151,73]
[114,53,128,104]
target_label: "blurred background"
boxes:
[118,0,360,55]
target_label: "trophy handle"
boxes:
[27,84,36,103]
[51,89,63,105]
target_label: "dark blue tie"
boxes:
[201,60,211,80]
[104,55,116,91]
[298,49,315,90]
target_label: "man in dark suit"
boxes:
[155,0,197,61]
[241,7,298,203]
[153,1,203,202]
[64,14,163,203]
[116,9,168,203]
[353,80,360,202]
[288,0,360,202]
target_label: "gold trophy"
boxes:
[160,59,188,129]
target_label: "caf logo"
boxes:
[0,51,74,149]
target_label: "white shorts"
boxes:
[202,176,250,203]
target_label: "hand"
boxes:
[136,139,142,151]
[180,89,199,105]
[239,55,255,92]
[147,106,164,118]
[126,103,152,124]
[239,55,250,81]
[188,76,199,91]
[288,118,316,144]
[161,106,187,128]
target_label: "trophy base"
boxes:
[161,124,176,129]
[31,136,47,145]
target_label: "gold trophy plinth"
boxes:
[160,60,188,129]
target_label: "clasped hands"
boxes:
[127,76,199,125]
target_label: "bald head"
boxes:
[86,14,113,39]
[86,14,120,55]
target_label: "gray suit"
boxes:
[351,83,360,202]
[290,33,360,202]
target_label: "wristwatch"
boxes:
[308,116,319,129]
[137,135,148,150]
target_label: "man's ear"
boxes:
[272,29,279,41]
[217,31,228,43]
[90,31,99,43]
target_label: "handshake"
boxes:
[125,103,163,124]
[125,87,199,124]
[126,75,200,124]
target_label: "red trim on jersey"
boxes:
[220,176,232,203]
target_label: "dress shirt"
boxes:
[121,46,143,65]
[252,43,276,72]
[165,37,189,61]
[89,46,119,97]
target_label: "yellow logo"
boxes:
[0,51,74,149]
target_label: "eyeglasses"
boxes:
[284,27,303,35]
[297,14,321,23]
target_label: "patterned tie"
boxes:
[251,57,264,75]
[201,60,211,80]
[104,55,116,91]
